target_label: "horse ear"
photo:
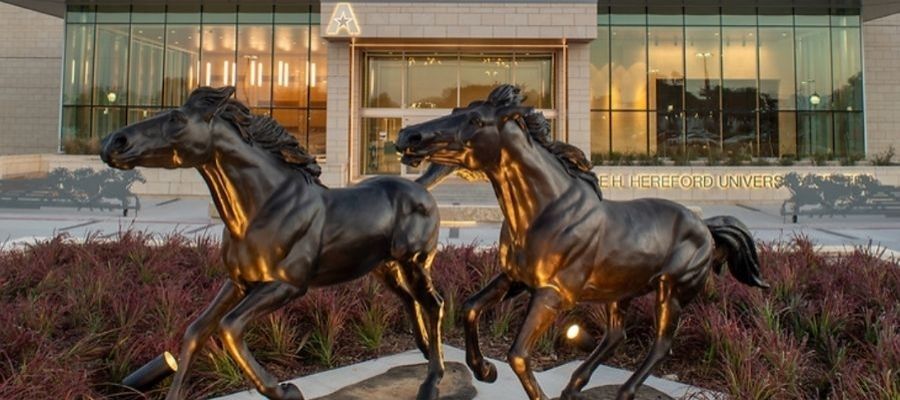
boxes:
[185,86,236,121]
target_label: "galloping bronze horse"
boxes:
[396,85,768,400]
[100,87,446,400]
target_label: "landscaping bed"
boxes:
[0,233,897,399]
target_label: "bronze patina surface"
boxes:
[396,85,768,400]
[101,87,446,400]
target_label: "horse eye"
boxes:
[471,117,484,127]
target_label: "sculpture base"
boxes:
[314,362,476,400]
[553,385,673,400]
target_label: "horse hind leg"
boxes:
[616,278,683,400]
[398,253,445,400]
[219,281,306,400]
[376,262,431,359]
[561,300,630,399]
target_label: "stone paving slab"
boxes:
[215,346,714,400]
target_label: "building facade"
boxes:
[0,1,897,188]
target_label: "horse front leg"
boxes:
[508,287,564,400]
[461,272,516,382]
[561,300,630,399]
[166,280,242,400]
[219,281,306,400]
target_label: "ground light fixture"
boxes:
[122,352,178,392]
[564,323,597,352]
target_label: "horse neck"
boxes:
[484,137,573,241]
[197,123,294,238]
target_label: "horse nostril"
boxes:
[113,135,128,152]
[407,132,423,145]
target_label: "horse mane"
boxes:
[216,98,324,186]
[486,85,602,200]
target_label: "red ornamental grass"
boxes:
[0,233,897,399]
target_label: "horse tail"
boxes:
[705,216,769,288]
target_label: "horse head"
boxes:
[396,85,532,171]
[101,86,235,170]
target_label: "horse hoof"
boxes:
[474,361,498,383]
[279,383,305,400]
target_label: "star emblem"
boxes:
[335,12,352,28]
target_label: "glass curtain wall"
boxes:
[590,7,863,161]
[61,4,326,155]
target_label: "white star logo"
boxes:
[326,3,360,36]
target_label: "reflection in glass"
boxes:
[272,108,306,146]
[63,24,94,105]
[201,25,237,88]
[129,26,164,106]
[164,25,200,107]
[796,27,832,110]
[835,112,864,156]
[798,112,832,156]
[407,53,458,109]
[611,111,647,154]
[832,28,863,111]
[94,25,129,107]
[685,27,721,111]
[685,110,719,156]
[590,27,610,109]
[648,27,683,111]
[759,112,796,157]
[273,26,309,108]
[236,25,273,108]
[309,110,327,155]
[460,54,512,106]
[653,111,683,157]
[515,54,553,108]
[590,111,610,159]
[61,106,92,152]
[362,118,403,175]
[92,107,126,139]
[610,27,647,110]
[722,27,757,110]
[758,28,795,111]
[365,54,403,108]
[127,108,161,125]
[723,112,756,153]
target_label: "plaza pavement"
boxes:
[2,180,900,253]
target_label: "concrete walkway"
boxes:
[215,345,715,400]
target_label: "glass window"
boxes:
[309,26,328,108]
[722,27,758,111]
[127,107,161,124]
[362,118,403,175]
[365,53,403,108]
[202,5,237,24]
[653,110,683,157]
[611,111,647,154]
[648,7,683,25]
[723,111,756,154]
[272,108,306,143]
[236,25,273,108]
[201,25,237,87]
[597,9,610,26]
[129,26,165,106]
[590,111,610,159]
[130,5,165,23]
[460,54,512,105]
[238,4,274,24]
[63,24,94,105]
[590,27,610,110]
[648,27,684,111]
[93,25,129,107]
[796,27,832,110]
[686,110,720,156]
[832,11,861,27]
[66,5,95,23]
[795,10,830,27]
[92,107,126,139]
[610,27,647,110]
[758,8,793,26]
[166,4,201,24]
[309,110,327,155]
[685,7,719,26]
[834,112,864,157]
[798,112,832,156]
[515,54,553,109]
[759,27,795,111]
[275,5,312,24]
[96,5,130,24]
[760,111,797,157]
[164,25,201,107]
[273,26,309,108]
[407,53,458,109]
[61,106,92,153]
[610,7,645,25]
[685,27,721,111]
[832,28,863,111]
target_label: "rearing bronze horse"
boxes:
[396,85,768,400]
[100,87,445,400]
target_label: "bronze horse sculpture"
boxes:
[396,85,768,400]
[100,86,446,400]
